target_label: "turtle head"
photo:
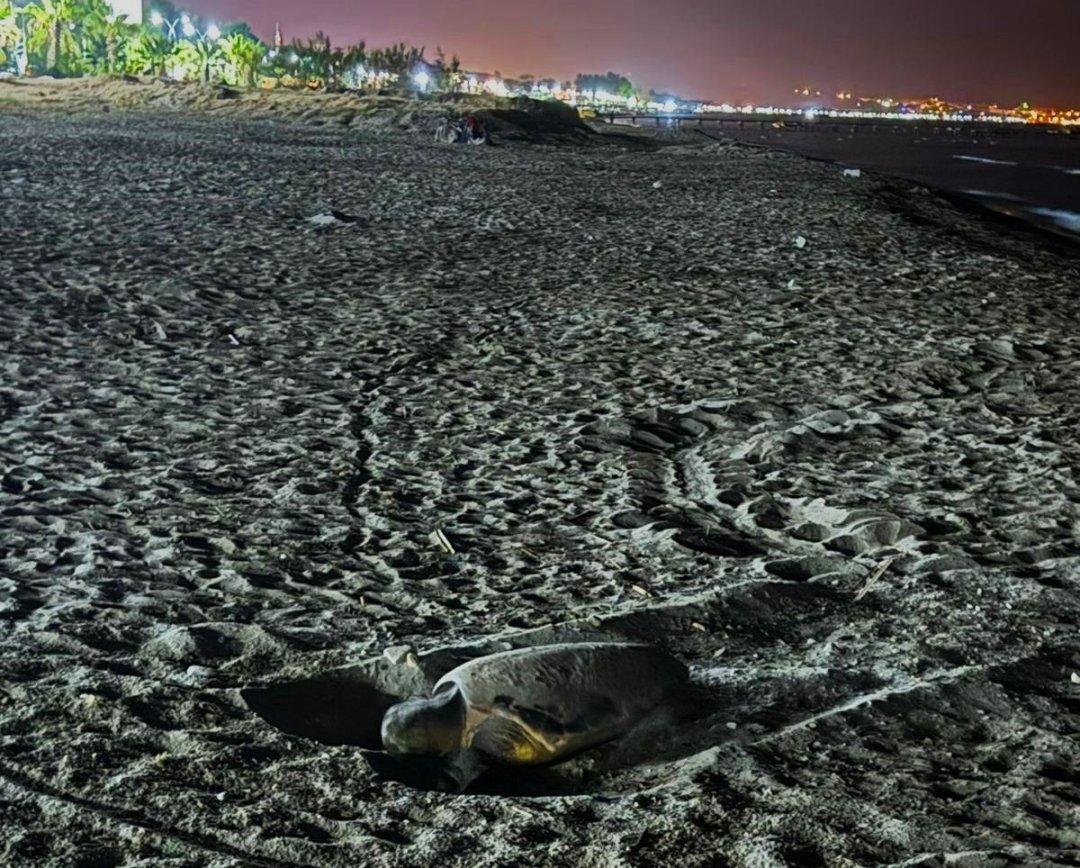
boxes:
[381,688,465,757]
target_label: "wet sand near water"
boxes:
[720,124,1080,240]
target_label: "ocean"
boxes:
[718,123,1080,243]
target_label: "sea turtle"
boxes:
[380,642,688,769]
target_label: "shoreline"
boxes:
[711,123,1080,248]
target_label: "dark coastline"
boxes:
[714,123,1080,249]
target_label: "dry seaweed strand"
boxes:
[854,556,896,601]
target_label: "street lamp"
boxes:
[150,10,196,42]
[149,11,223,83]
[175,18,221,44]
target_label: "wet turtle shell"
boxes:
[380,642,688,765]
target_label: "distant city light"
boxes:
[662,99,677,113]
[413,70,431,89]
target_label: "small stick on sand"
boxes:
[855,556,896,601]
[430,528,455,555]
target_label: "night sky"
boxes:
[183,0,1080,106]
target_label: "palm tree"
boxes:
[26,0,79,73]
[0,1,21,70]
[221,32,264,87]
[175,36,223,84]
[304,31,335,90]
[340,41,366,89]
[328,44,349,91]
[75,0,136,74]
[364,42,425,91]
[287,36,318,86]
[364,46,386,86]
[124,26,172,77]
[384,42,425,79]
[289,32,349,91]
[447,54,463,93]
[100,15,137,73]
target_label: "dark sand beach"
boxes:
[1,90,1079,866]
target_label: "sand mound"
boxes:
[0,77,603,144]
[1,78,645,146]
[471,98,596,144]
[0,75,453,128]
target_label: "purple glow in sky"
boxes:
[182,0,1080,105]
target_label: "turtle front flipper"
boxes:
[470,711,559,765]
[437,749,488,793]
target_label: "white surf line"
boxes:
[1028,207,1080,233]
[952,154,1019,167]
[959,189,1025,201]
[753,664,980,745]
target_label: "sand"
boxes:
[0,93,1078,868]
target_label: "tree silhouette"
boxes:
[574,71,633,100]
[221,32,264,88]
[0,1,22,70]
[124,26,172,77]
[26,0,79,72]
